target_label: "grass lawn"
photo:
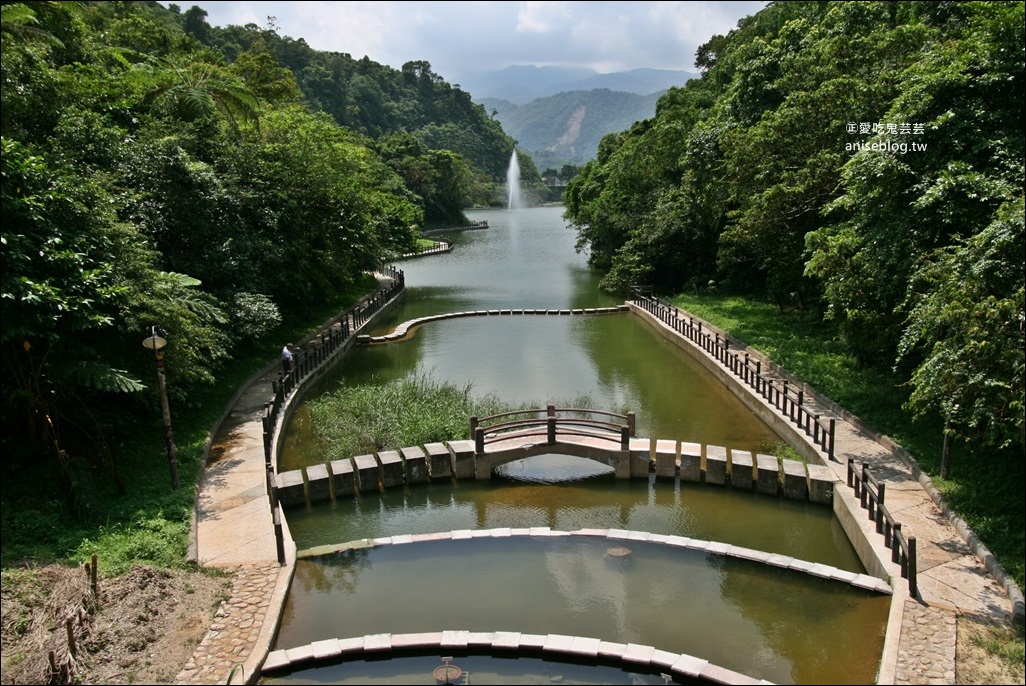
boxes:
[669,292,1025,593]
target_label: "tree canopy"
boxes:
[0,0,519,514]
[563,0,1024,453]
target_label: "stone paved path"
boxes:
[175,562,283,685]
[173,297,1020,685]
[895,599,958,685]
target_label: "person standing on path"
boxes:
[281,343,295,374]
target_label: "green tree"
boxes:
[1,138,145,510]
[139,58,260,133]
[807,1,1024,361]
[897,199,1025,476]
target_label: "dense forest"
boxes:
[564,0,1024,459]
[0,0,540,525]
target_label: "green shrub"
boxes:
[71,514,188,576]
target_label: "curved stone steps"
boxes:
[363,305,630,344]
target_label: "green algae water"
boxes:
[273,536,889,684]
[280,207,782,471]
[272,207,889,684]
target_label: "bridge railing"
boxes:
[471,404,635,454]
[631,293,835,461]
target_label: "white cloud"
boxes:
[180,1,767,81]
[515,1,574,34]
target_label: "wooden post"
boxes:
[860,463,869,509]
[90,553,98,597]
[907,537,918,598]
[941,428,952,480]
[273,505,286,566]
[65,616,77,657]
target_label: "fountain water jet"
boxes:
[506,148,523,210]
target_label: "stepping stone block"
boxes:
[807,464,837,504]
[730,450,754,490]
[329,458,355,499]
[423,442,452,480]
[377,450,404,487]
[680,442,702,483]
[654,439,677,479]
[276,469,306,507]
[631,439,652,478]
[306,463,331,503]
[353,454,379,492]
[447,440,476,479]
[400,446,428,484]
[781,459,808,500]
[705,445,727,485]
[755,454,779,495]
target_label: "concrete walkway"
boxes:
[174,299,1020,685]
[174,358,297,685]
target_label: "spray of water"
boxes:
[506,148,523,210]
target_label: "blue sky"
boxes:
[173,1,767,84]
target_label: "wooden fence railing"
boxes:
[631,293,835,461]
[260,266,405,563]
[848,459,918,597]
[470,404,636,454]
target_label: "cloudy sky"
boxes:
[180,1,767,84]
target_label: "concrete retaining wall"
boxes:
[276,437,839,509]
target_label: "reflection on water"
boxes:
[262,653,676,685]
[285,469,862,572]
[493,453,614,482]
[274,208,887,684]
[281,209,782,471]
[274,537,889,685]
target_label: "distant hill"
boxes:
[481,89,666,171]
[461,65,696,105]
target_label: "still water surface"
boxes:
[281,206,781,470]
[275,537,888,685]
[273,207,888,684]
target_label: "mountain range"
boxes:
[459,65,696,105]
[461,66,696,172]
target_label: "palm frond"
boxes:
[156,272,227,324]
[57,361,146,394]
[1,2,64,47]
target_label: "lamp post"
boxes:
[142,326,179,490]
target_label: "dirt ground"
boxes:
[1,564,229,685]
[1,562,1022,685]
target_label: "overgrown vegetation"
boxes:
[0,0,533,545]
[307,372,602,460]
[564,0,1024,596]
[0,272,376,573]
